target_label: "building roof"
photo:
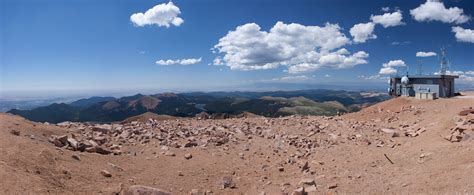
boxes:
[390,74,459,79]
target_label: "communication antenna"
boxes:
[417,59,423,75]
[440,47,448,75]
[406,63,409,76]
[448,59,452,72]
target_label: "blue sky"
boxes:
[1,0,473,97]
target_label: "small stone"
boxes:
[49,135,68,147]
[219,176,235,189]
[278,166,284,172]
[380,128,399,137]
[62,169,70,175]
[67,137,79,150]
[189,189,202,195]
[92,124,111,134]
[292,187,305,195]
[10,129,20,136]
[299,178,315,186]
[95,146,113,155]
[184,153,193,160]
[85,146,97,153]
[165,151,176,156]
[184,141,198,148]
[126,185,171,195]
[419,152,432,158]
[178,171,184,176]
[71,154,81,161]
[100,170,112,177]
[328,183,338,189]
[300,161,309,171]
[305,185,317,192]
[108,162,124,171]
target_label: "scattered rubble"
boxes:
[445,109,474,142]
[458,107,474,116]
[46,112,418,161]
[404,127,426,137]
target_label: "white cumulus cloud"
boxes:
[459,75,474,82]
[212,22,368,73]
[288,50,369,74]
[371,11,405,28]
[350,22,377,43]
[379,59,406,75]
[130,2,184,28]
[416,51,437,57]
[433,70,474,82]
[452,26,474,43]
[383,59,407,68]
[410,0,471,24]
[155,57,202,65]
[379,67,397,75]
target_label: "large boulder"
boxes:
[49,135,68,147]
[92,124,112,134]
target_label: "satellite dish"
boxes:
[401,76,409,85]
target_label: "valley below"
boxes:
[7,90,389,123]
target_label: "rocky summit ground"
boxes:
[1,93,474,194]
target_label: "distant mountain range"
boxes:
[7,89,390,123]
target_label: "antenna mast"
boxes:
[417,59,423,75]
[440,48,448,75]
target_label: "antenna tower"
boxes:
[440,48,448,75]
[417,59,423,75]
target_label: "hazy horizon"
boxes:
[1,82,389,100]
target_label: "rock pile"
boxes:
[49,123,123,155]
[47,115,402,160]
[445,108,474,142]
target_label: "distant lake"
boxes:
[195,104,207,111]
